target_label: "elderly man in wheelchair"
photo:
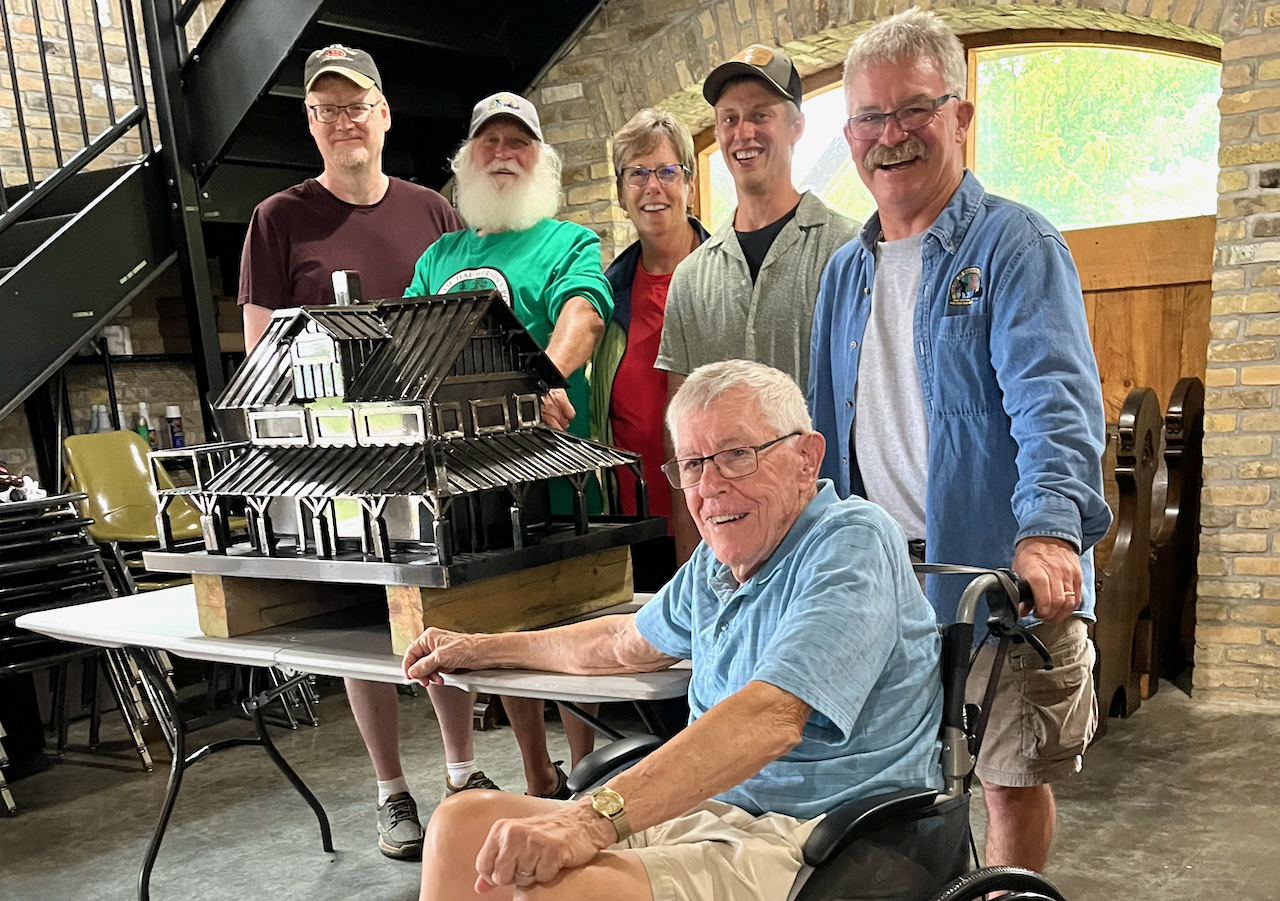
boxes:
[403,359,1066,901]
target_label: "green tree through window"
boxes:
[975,46,1220,230]
[699,44,1220,234]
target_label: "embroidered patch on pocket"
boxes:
[949,266,982,305]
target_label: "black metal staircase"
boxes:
[1,0,603,471]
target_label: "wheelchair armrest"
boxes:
[802,787,940,867]
[566,734,665,795]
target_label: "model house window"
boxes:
[435,402,464,438]
[516,394,540,428]
[248,410,309,446]
[696,39,1220,232]
[470,398,510,435]
[358,406,425,446]
[311,408,358,446]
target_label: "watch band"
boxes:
[588,786,633,841]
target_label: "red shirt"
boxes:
[611,262,673,524]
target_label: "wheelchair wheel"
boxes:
[927,866,1068,901]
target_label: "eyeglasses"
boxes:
[845,93,957,141]
[307,101,379,124]
[661,432,802,489]
[620,164,690,187]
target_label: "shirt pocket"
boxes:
[931,313,999,418]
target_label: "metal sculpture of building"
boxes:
[145,289,659,589]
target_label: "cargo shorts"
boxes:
[964,617,1098,787]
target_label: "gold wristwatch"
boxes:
[587,786,632,841]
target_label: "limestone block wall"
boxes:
[1199,0,1280,701]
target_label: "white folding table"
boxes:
[17,585,690,901]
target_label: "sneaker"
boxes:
[376,792,424,860]
[442,769,501,800]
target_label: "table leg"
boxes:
[246,668,334,852]
[131,656,336,901]
[557,701,626,742]
[134,652,187,901]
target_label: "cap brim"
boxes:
[469,110,542,141]
[305,65,377,93]
[702,61,793,106]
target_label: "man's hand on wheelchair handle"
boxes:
[402,627,484,685]
[1011,536,1083,623]
[474,801,615,893]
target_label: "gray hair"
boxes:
[612,109,696,180]
[843,9,967,100]
[667,360,813,450]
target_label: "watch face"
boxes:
[593,788,624,816]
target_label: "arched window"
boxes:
[696,35,1220,233]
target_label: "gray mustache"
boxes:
[865,137,929,169]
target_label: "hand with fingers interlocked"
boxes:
[1011,536,1083,623]
[473,801,615,893]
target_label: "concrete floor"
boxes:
[1,680,1279,901]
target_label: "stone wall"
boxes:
[1198,0,1280,701]
[531,0,1280,703]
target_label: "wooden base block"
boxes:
[193,572,378,638]
[387,546,633,655]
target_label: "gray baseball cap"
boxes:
[703,44,802,108]
[467,91,544,141]
[304,44,382,93]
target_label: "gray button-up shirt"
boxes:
[655,191,859,386]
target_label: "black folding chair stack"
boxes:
[0,492,156,814]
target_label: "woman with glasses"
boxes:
[591,110,710,590]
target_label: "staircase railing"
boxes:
[0,0,154,238]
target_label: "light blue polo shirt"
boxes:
[636,480,942,820]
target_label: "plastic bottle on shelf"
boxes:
[116,403,126,431]
[88,404,103,433]
[135,402,156,449]
[165,405,184,449]
[95,405,113,433]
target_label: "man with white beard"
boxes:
[406,91,614,803]
[408,92,612,434]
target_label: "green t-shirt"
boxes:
[406,218,613,441]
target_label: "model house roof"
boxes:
[194,430,634,500]
[217,291,566,409]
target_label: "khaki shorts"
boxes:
[612,799,822,901]
[964,617,1098,787]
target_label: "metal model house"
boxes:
[145,289,661,588]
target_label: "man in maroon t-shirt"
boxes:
[237,43,462,862]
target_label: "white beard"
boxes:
[452,141,563,232]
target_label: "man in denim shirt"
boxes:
[405,360,941,901]
[808,10,1111,874]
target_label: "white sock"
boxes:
[446,760,479,787]
[377,776,410,806]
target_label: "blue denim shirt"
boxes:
[807,172,1111,626]
[636,481,942,820]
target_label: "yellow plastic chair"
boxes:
[63,430,204,543]
[63,431,209,591]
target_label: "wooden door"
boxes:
[1066,216,1214,422]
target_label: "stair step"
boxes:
[1,165,137,220]
[0,215,76,268]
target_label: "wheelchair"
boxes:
[563,565,1070,901]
